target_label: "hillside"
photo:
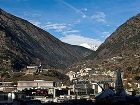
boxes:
[96,14,140,60]
[0,8,92,71]
[94,13,140,81]
[68,13,140,84]
[0,69,70,84]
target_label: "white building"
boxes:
[66,71,76,81]
[0,82,16,92]
[17,80,54,91]
[26,66,38,74]
[0,92,15,104]
[91,82,103,94]
[79,68,92,77]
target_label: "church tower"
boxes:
[115,68,125,95]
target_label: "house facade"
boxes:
[17,80,54,91]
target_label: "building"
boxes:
[66,71,76,81]
[90,82,103,95]
[17,80,54,91]
[95,68,127,103]
[26,66,38,74]
[89,80,115,95]
[74,68,93,78]
[0,82,16,92]
[89,75,113,83]
[0,92,15,104]
[73,80,92,96]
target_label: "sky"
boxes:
[1,0,140,50]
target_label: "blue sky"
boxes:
[1,0,140,50]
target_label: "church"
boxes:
[95,68,127,103]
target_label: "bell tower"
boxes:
[115,68,124,95]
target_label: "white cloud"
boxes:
[83,8,88,12]
[82,15,87,18]
[91,12,106,23]
[43,23,67,32]
[29,20,41,27]
[28,20,102,50]
[66,30,79,33]
[101,31,110,38]
[106,24,110,26]
[60,34,102,50]
[73,19,81,24]
[43,22,80,35]
[63,30,79,35]
[60,0,87,18]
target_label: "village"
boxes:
[0,64,140,104]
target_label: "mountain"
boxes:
[68,13,140,84]
[0,8,92,71]
[85,13,140,61]
[95,13,140,60]
[1,69,70,84]
[80,43,98,51]
[92,13,140,80]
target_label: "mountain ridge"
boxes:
[95,13,140,59]
[0,8,92,71]
[68,13,140,82]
